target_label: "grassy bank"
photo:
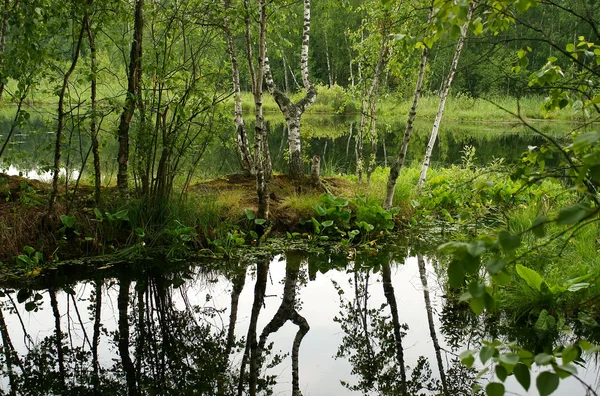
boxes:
[238,85,578,121]
[5,77,579,122]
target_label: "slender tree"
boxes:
[417,0,475,188]
[383,2,434,209]
[116,0,144,197]
[263,0,317,180]
[49,12,87,214]
[224,0,254,175]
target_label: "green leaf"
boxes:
[94,208,103,220]
[499,353,519,367]
[459,350,476,368]
[486,258,507,275]
[498,230,521,251]
[492,270,512,286]
[495,365,508,382]
[244,208,255,220]
[514,363,531,391]
[485,382,505,396]
[322,220,334,227]
[254,218,266,225]
[535,309,556,332]
[448,260,465,288]
[468,282,486,298]
[480,346,496,364]
[534,353,554,365]
[566,43,575,52]
[557,202,593,225]
[470,297,485,315]
[536,371,559,396]
[60,215,76,228]
[562,345,580,365]
[516,264,543,291]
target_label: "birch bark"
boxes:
[383,4,434,209]
[263,0,316,180]
[417,0,475,188]
[224,0,254,175]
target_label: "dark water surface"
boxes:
[1,247,598,395]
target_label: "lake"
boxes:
[0,245,598,395]
[0,106,577,181]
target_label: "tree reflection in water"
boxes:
[1,251,588,395]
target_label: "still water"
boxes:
[0,108,575,179]
[1,248,598,395]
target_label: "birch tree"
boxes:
[417,0,475,188]
[253,0,270,219]
[264,0,317,181]
[224,0,254,175]
[383,2,434,209]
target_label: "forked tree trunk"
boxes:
[383,4,433,209]
[49,15,86,214]
[224,0,254,175]
[417,254,448,395]
[417,1,474,188]
[256,257,309,396]
[263,0,316,181]
[116,0,144,197]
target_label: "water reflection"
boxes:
[1,109,573,178]
[0,251,598,395]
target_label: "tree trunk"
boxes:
[49,289,66,390]
[325,32,333,87]
[254,0,269,220]
[116,0,144,197]
[0,0,10,101]
[381,263,407,394]
[238,259,269,396]
[417,1,474,188]
[85,7,102,205]
[417,254,448,395]
[256,257,309,396]
[118,274,138,396]
[218,270,246,396]
[92,280,102,395]
[263,0,317,181]
[48,15,86,214]
[224,0,254,175]
[383,60,429,205]
[0,307,19,395]
[365,33,389,183]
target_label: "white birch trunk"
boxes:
[224,0,254,175]
[417,1,474,188]
[254,0,269,220]
[263,0,316,180]
[382,6,433,209]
